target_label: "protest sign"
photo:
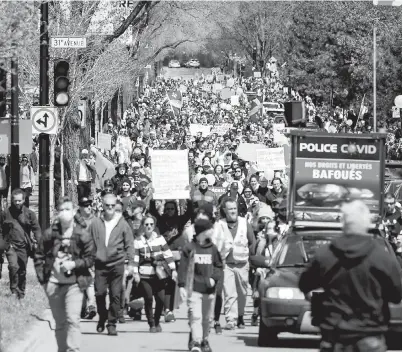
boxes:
[151,150,190,199]
[116,135,132,156]
[97,132,112,150]
[211,123,232,135]
[257,148,286,172]
[237,143,268,163]
[220,87,232,100]
[227,78,235,87]
[179,84,187,93]
[210,187,227,199]
[0,135,9,155]
[189,124,211,137]
[253,72,262,78]
[293,136,382,213]
[202,84,210,92]
[0,119,32,154]
[231,95,239,106]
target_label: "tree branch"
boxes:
[148,39,193,62]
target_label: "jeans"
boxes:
[223,262,249,322]
[6,246,28,297]
[21,187,32,208]
[164,277,176,311]
[94,263,124,326]
[188,292,215,343]
[45,282,83,352]
[77,181,91,200]
[320,335,387,352]
[138,277,165,326]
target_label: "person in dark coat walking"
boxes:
[0,188,41,299]
[299,200,402,352]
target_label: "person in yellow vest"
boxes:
[218,197,256,330]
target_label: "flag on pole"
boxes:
[358,94,368,120]
[167,90,183,118]
[248,96,263,123]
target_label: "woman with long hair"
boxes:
[213,164,226,187]
[133,215,177,332]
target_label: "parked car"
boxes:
[168,60,181,68]
[185,59,200,68]
[257,227,401,349]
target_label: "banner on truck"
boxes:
[151,150,190,199]
[293,136,382,213]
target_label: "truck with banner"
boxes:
[287,130,387,224]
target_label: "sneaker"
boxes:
[118,316,126,324]
[133,309,142,321]
[213,321,222,335]
[201,339,212,352]
[191,342,202,352]
[165,310,176,322]
[96,321,106,333]
[107,324,118,336]
[251,314,258,326]
[149,326,157,333]
[156,324,162,332]
[86,306,97,320]
[224,321,236,330]
[237,316,245,329]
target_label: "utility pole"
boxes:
[10,55,20,190]
[373,26,377,132]
[39,1,50,230]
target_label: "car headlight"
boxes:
[265,287,305,300]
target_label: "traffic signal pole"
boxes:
[10,56,20,190]
[39,1,50,229]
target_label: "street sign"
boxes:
[51,37,87,49]
[78,100,87,128]
[31,106,58,135]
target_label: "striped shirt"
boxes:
[133,232,176,279]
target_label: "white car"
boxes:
[186,59,200,68]
[168,60,181,68]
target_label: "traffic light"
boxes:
[0,68,6,118]
[54,59,70,107]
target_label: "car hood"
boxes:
[267,267,306,287]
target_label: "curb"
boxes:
[7,309,55,352]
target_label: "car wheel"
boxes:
[257,316,278,347]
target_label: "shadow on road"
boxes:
[236,334,320,349]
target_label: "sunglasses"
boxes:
[144,223,154,227]
[104,204,116,208]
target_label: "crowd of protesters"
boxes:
[0,70,400,352]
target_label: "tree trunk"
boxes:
[95,100,101,135]
[107,100,112,121]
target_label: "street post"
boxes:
[10,55,20,190]
[39,1,50,229]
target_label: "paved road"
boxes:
[38,295,323,352]
[161,66,214,80]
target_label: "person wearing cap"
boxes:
[129,161,151,189]
[54,146,72,206]
[178,218,224,352]
[75,197,97,320]
[299,200,402,352]
[191,177,218,211]
[74,149,96,200]
[183,203,232,336]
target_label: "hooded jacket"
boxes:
[299,234,402,341]
[178,238,223,294]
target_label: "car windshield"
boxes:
[276,236,334,267]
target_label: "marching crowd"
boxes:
[0,71,401,352]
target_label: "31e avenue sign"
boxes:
[51,37,87,49]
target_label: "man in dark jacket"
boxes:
[88,193,135,336]
[0,188,41,298]
[34,196,94,352]
[191,177,218,211]
[54,147,72,205]
[299,200,402,352]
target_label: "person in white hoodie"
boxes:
[183,203,232,335]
